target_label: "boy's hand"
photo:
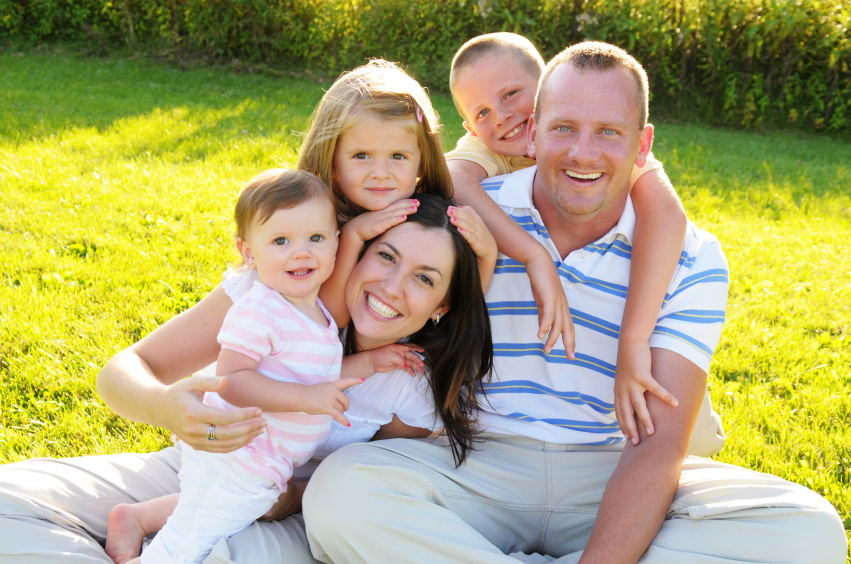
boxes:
[345,199,420,242]
[613,340,679,444]
[369,343,425,377]
[525,253,576,359]
[447,205,497,264]
[301,379,364,427]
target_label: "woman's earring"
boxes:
[432,312,441,325]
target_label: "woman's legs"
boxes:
[0,448,182,563]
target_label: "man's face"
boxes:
[453,53,539,158]
[529,64,652,219]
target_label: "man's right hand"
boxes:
[157,374,267,453]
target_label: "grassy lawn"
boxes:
[1,50,850,556]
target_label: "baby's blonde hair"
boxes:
[296,60,453,222]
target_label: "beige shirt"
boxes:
[445,132,664,188]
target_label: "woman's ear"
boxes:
[431,303,450,323]
[236,238,256,268]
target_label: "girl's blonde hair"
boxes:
[296,60,453,222]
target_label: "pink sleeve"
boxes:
[217,295,277,361]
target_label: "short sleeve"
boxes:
[217,287,278,361]
[445,133,506,178]
[649,232,729,373]
[343,367,439,431]
[629,151,665,189]
[393,374,439,431]
[221,268,260,303]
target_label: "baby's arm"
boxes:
[614,167,687,445]
[342,343,426,380]
[319,199,420,327]
[216,348,362,427]
[450,160,575,358]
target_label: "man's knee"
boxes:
[795,492,848,564]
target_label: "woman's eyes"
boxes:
[417,274,434,286]
[274,237,289,245]
[310,235,324,242]
[378,251,395,262]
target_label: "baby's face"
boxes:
[239,198,339,306]
[453,53,540,158]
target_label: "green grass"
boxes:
[1,50,850,557]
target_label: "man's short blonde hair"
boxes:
[536,42,649,129]
[450,33,545,120]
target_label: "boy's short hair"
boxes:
[450,33,545,119]
[234,169,336,240]
[537,42,649,129]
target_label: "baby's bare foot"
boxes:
[106,503,146,564]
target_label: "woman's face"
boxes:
[346,223,454,350]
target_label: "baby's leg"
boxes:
[106,494,179,564]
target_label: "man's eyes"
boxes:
[602,128,618,135]
[556,126,572,133]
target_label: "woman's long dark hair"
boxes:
[344,193,493,466]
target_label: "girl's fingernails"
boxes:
[411,206,417,210]
[458,227,462,232]
[347,423,351,427]
[404,363,407,367]
[361,378,365,382]
[448,209,453,215]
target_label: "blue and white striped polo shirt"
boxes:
[479,166,729,445]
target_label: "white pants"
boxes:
[304,434,848,564]
[140,444,282,564]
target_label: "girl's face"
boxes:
[332,115,422,213]
[345,223,453,350]
[237,198,339,307]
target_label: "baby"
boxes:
[446,33,687,442]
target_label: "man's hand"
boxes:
[613,340,678,445]
[525,251,576,359]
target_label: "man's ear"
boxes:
[527,114,538,160]
[635,123,654,168]
[236,238,255,268]
[462,122,477,137]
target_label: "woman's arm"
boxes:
[96,286,268,452]
[614,168,687,443]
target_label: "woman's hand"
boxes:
[159,374,268,453]
[345,199,420,242]
[613,340,678,445]
[525,251,576,359]
[368,343,425,377]
[258,477,307,522]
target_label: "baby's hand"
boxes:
[301,379,364,427]
[369,343,425,377]
[526,253,576,359]
[447,205,497,264]
[614,340,678,445]
[345,199,420,242]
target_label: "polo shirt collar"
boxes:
[497,164,637,246]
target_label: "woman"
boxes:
[0,194,493,564]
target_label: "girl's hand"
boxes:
[159,374,268,453]
[447,205,497,264]
[345,199,420,242]
[301,379,365,427]
[614,340,679,445]
[525,252,576,359]
[369,343,425,377]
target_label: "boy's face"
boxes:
[453,53,539,158]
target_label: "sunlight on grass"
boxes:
[1,50,849,555]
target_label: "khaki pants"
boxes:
[304,434,847,564]
[0,447,320,564]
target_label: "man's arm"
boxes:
[578,348,707,564]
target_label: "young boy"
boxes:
[446,33,722,454]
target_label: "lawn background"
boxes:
[1,49,850,557]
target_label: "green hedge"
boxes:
[3,0,850,130]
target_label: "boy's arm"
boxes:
[216,348,361,427]
[614,168,687,443]
[450,160,575,358]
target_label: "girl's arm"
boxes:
[216,348,363,427]
[341,344,425,380]
[614,168,687,444]
[318,199,420,327]
[450,160,575,358]
[95,286,268,452]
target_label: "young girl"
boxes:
[118,168,426,564]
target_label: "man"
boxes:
[303,42,847,564]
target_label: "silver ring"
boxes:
[207,424,216,442]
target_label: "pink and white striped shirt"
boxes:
[204,280,343,491]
